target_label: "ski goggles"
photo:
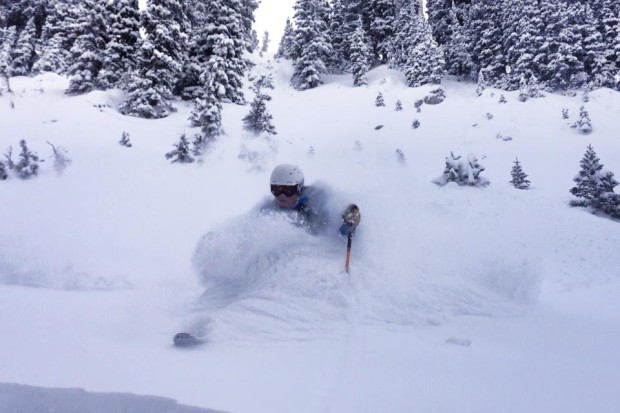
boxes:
[271,184,299,197]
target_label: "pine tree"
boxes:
[99,0,141,89]
[189,63,224,154]
[510,158,531,189]
[120,0,191,118]
[165,133,195,163]
[404,20,445,87]
[31,32,67,74]
[183,0,248,103]
[242,75,277,135]
[119,131,132,147]
[444,5,476,81]
[0,25,17,76]
[0,159,7,180]
[596,171,620,217]
[9,16,36,76]
[365,0,396,64]
[326,0,346,71]
[291,0,332,90]
[389,4,424,70]
[570,144,603,206]
[350,24,369,86]
[435,152,488,187]
[275,17,296,60]
[395,100,402,111]
[65,0,109,94]
[573,106,592,134]
[260,31,270,55]
[47,141,71,175]
[14,139,40,179]
[375,92,385,107]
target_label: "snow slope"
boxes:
[1,56,619,413]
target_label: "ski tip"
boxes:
[173,332,204,348]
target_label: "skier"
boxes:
[262,164,361,236]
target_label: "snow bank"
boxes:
[0,383,223,413]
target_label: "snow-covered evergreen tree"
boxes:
[120,0,191,118]
[99,0,141,89]
[349,24,369,86]
[0,25,16,76]
[389,4,424,70]
[0,159,7,180]
[444,5,476,81]
[275,17,296,60]
[189,64,224,154]
[242,75,277,135]
[596,171,620,217]
[435,152,489,187]
[14,139,40,179]
[375,92,385,107]
[290,0,332,90]
[570,144,603,207]
[65,0,109,94]
[395,100,402,111]
[365,0,396,64]
[572,106,592,134]
[165,133,195,163]
[260,31,270,56]
[510,158,531,189]
[47,141,71,175]
[31,32,67,74]
[183,0,248,103]
[119,131,132,147]
[404,20,445,87]
[9,16,36,76]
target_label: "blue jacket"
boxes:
[260,186,355,236]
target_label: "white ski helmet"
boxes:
[270,164,304,189]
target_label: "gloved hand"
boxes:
[340,204,361,235]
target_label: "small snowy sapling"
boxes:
[396,149,405,162]
[499,95,507,103]
[486,113,494,120]
[509,158,531,189]
[14,140,41,179]
[412,119,420,129]
[434,152,489,187]
[47,141,71,175]
[414,99,423,112]
[395,100,402,111]
[375,92,385,107]
[562,109,569,119]
[165,134,195,164]
[119,132,132,147]
[572,106,592,134]
[0,160,7,180]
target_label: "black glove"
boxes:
[340,204,361,235]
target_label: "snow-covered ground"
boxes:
[1,56,619,413]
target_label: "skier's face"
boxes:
[271,185,300,209]
[274,193,299,209]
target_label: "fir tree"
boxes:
[0,25,17,76]
[509,158,531,189]
[31,32,67,74]
[395,100,402,111]
[291,0,332,90]
[242,75,277,135]
[435,152,489,187]
[119,131,132,147]
[365,0,396,64]
[47,141,71,175]
[573,106,592,134]
[350,24,369,87]
[375,92,385,107]
[260,31,270,55]
[120,0,191,118]
[9,16,36,76]
[570,144,603,206]
[404,22,446,87]
[275,17,296,60]
[14,139,40,179]
[99,0,141,89]
[189,67,224,155]
[65,0,109,94]
[165,133,195,163]
[596,171,620,217]
[412,119,420,128]
[0,159,7,180]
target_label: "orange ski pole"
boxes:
[345,232,353,273]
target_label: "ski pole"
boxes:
[345,232,353,273]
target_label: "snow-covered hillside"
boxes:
[1,57,619,413]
